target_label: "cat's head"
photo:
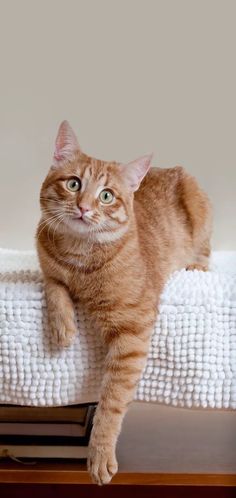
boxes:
[39,121,152,243]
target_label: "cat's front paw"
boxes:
[186,263,208,271]
[50,322,76,347]
[88,442,118,485]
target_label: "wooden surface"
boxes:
[0,460,236,486]
[0,403,235,486]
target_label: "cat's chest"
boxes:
[57,250,107,297]
[66,265,111,304]
[55,240,143,305]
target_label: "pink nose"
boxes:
[79,204,90,214]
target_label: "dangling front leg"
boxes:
[88,325,152,485]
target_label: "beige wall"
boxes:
[0,0,235,250]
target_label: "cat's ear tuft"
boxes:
[52,121,80,167]
[122,154,153,192]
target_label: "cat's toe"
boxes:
[51,324,76,347]
[88,444,118,485]
[186,263,208,271]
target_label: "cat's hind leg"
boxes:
[181,171,212,272]
[186,263,208,271]
[186,239,211,272]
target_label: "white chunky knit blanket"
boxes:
[0,249,235,410]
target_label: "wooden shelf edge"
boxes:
[0,469,235,486]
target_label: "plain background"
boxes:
[0,0,235,250]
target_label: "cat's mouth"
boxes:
[68,213,98,232]
[72,215,88,224]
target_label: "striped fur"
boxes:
[36,122,212,485]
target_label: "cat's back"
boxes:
[135,163,211,212]
[134,165,187,211]
[137,164,186,194]
[134,165,212,273]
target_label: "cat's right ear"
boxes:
[52,121,80,168]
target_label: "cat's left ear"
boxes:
[52,120,80,167]
[121,154,153,192]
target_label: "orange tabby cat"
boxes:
[36,121,212,485]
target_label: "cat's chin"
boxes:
[72,217,88,226]
[66,217,93,235]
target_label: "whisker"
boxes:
[52,214,65,247]
[45,217,60,244]
[41,205,75,218]
[41,208,64,216]
[38,212,63,226]
[40,197,67,205]
[37,213,65,238]
[45,214,66,243]
[41,204,75,216]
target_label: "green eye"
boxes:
[66,177,81,192]
[99,189,114,204]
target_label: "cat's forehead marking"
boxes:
[83,167,92,182]
[76,158,122,198]
[97,172,106,182]
[79,162,93,193]
[92,160,108,180]
[79,160,111,195]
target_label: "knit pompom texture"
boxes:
[0,249,235,409]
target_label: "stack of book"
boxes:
[0,403,96,460]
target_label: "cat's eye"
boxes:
[66,177,81,192]
[99,189,114,204]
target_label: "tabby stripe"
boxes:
[106,364,143,375]
[115,351,147,362]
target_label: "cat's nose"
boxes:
[78,204,90,214]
